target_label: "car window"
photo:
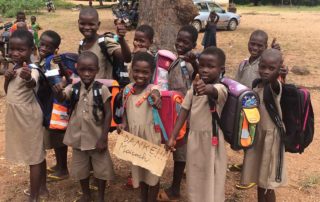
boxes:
[208,3,224,13]
[196,3,209,12]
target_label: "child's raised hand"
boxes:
[279,64,288,82]
[271,38,281,51]
[180,51,197,64]
[95,137,107,152]
[52,53,62,64]
[4,68,16,81]
[19,62,32,81]
[115,20,127,39]
[52,82,64,95]
[150,90,161,109]
[165,137,176,152]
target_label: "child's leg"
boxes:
[29,160,44,201]
[167,161,185,196]
[148,182,160,202]
[258,187,276,202]
[54,146,69,175]
[79,177,91,201]
[97,179,106,202]
[40,160,49,195]
[140,182,148,202]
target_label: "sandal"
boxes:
[23,189,49,199]
[47,173,69,182]
[228,164,243,172]
[157,189,179,202]
[46,166,57,173]
[235,182,256,190]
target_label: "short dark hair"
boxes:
[78,51,99,68]
[16,11,25,17]
[178,25,198,43]
[132,51,155,73]
[136,25,154,42]
[250,29,268,44]
[79,7,99,20]
[31,16,36,19]
[201,46,226,66]
[10,29,34,48]
[40,30,61,48]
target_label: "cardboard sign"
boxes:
[113,130,170,177]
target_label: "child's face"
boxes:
[198,54,222,84]
[78,14,100,39]
[31,17,36,24]
[175,31,195,56]
[77,57,99,86]
[16,14,26,22]
[9,38,33,65]
[132,61,152,87]
[133,31,152,50]
[258,54,281,84]
[39,35,57,58]
[248,35,267,59]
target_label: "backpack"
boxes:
[123,84,187,145]
[72,78,120,129]
[78,33,130,88]
[210,77,261,150]
[152,50,177,91]
[261,82,314,154]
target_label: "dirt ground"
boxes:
[0,6,320,202]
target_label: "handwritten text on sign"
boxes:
[113,131,169,177]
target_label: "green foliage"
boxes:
[54,0,75,9]
[0,0,43,17]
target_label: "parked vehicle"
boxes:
[112,0,139,29]
[192,0,240,32]
[46,0,56,12]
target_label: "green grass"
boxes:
[237,4,320,12]
[298,173,320,190]
[54,0,75,9]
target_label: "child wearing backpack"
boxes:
[241,49,286,202]
[167,47,228,202]
[77,7,131,84]
[53,51,115,202]
[117,51,162,202]
[157,25,199,202]
[4,30,48,201]
[37,30,69,181]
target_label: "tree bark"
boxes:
[138,0,198,51]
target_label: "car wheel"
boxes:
[191,20,201,32]
[228,19,237,31]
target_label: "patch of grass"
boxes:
[298,173,320,190]
[54,0,75,9]
[237,4,320,12]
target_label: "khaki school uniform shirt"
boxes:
[234,57,260,88]
[63,81,111,150]
[168,59,194,96]
[80,37,120,79]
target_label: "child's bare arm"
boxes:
[96,99,112,152]
[180,51,199,79]
[4,68,16,94]
[150,89,161,109]
[52,83,66,102]
[193,74,219,98]
[117,109,128,134]
[20,64,36,88]
[114,22,131,63]
[166,108,189,151]
[271,80,281,95]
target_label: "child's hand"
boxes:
[132,46,148,54]
[279,65,288,82]
[115,21,127,39]
[52,54,62,64]
[271,38,281,51]
[165,137,176,152]
[52,82,64,95]
[180,51,197,64]
[193,74,214,96]
[4,69,16,81]
[95,137,107,152]
[117,123,127,134]
[150,90,161,109]
[19,63,32,81]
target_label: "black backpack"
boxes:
[78,33,130,88]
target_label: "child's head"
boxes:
[175,25,198,56]
[16,11,26,22]
[132,51,155,87]
[9,30,34,65]
[78,7,100,39]
[39,30,61,58]
[77,51,99,86]
[259,49,283,84]
[198,46,226,84]
[248,30,268,59]
[31,16,36,24]
[133,25,154,50]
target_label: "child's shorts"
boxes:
[71,149,115,181]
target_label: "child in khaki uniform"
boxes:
[167,47,228,202]
[53,51,114,202]
[118,52,162,202]
[241,49,287,202]
[4,30,48,201]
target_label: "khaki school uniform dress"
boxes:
[181,84,228,202]
[5,66,46,165]
[168,58,193,162]
[241,81,287,189]
[125,84,162,188]
[63,81,115,181]
[79,37,120,79]
[234,58,260,88]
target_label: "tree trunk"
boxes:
[138,0,198,51]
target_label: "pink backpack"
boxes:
[152,50,177,91]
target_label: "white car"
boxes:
[192,0,241,32]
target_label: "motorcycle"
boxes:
[0,22,13,74]
[112,0,139,29]
[46,0,56,12]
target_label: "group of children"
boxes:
[3,6,290,202]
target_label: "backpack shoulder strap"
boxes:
[180,60,192,89]
[207,95,221,146]
[92,81,105,122]
[69,81,81,114]
[44,54,55,71]
[98,36,114,66]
